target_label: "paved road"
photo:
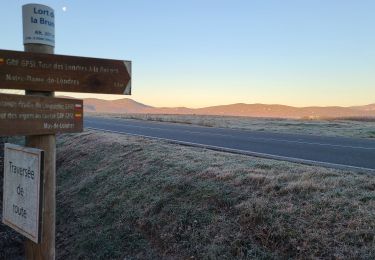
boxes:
[85,116,375,172]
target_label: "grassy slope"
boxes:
[56,131,375,259]
[92,113,375,139]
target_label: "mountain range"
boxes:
[72,97,375,119]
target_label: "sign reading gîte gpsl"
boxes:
[22,4,55,46]
[0,49,132,94]
[2,143,44,243]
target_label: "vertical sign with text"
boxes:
[2,144,44,243]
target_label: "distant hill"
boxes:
[192,104,375,118]
[83,98,152,113]
[350,104,375,111]
[59,96,375,119]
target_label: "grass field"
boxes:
[54,130,374,259]
[90,113,375,139]
[1,131,374,259]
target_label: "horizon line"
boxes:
[56,94,374,109]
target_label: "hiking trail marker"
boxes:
[0,93,83,136]
[2,144,44,243]
[0,3,132,259]
[0,49,132,95]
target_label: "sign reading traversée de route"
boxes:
[2,143,44,243]
[0,49,131,94]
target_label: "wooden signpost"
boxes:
[0,3,132,259]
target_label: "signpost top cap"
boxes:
[22,3,55,47]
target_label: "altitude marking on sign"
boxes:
[0,49,131,94]
[2,143,44,243]
[0,93,83,136]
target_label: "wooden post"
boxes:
[24,42,56,259]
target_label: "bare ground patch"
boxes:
[55,130,374,259]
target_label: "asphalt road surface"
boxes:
[85,116,375,172]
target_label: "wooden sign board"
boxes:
[0,49,131,94]
[0,93,83,136]
[2,143,44,243]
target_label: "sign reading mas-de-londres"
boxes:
[0,93,83,136]
[2,144,44,243]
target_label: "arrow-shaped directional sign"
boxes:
[0,49,131,95]
[0,93,83,136]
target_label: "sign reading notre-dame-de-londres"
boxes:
[2,144,44,243]
[0,49,132,95]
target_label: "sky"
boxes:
[1,0,375,108]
